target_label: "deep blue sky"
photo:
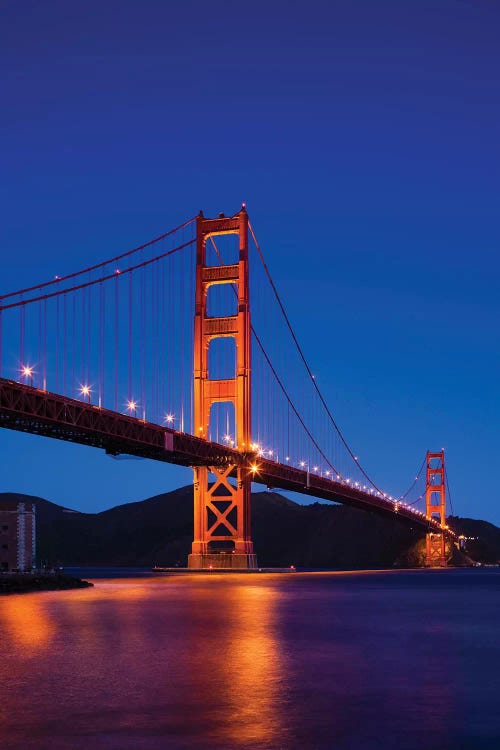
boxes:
[1,1,499,522]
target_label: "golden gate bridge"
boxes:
[0,207,454,567]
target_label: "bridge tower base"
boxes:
[425,450,447,567]
[188,465,257,569]
[188,209,257,570]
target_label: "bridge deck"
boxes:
[0,377,452,538]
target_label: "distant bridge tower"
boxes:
[188,208,257,569]
[425,450,447,567]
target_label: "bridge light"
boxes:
[299,460,306,468]
[268,450,273,457]
[313,466,318,472]
[325,470,330,476]
[165,413,175,425]
[80,385,91,402]
[127,400,137,413]
[250,463,259,475]
[21,365,34,380]
[285,456,290,462]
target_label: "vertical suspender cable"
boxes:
[180,228,185,432]
[81,287,86,388]
[99,281,104,408]
[114,274,119,411]
[55,294,59,392]
[43,298,47,390]
[63,295,67,395]
[87,275,91,388]
[72,295,76,396]
[20,304,25,372]
[249,221,381,493]
[128,271,133,401]
[141,258,146,417]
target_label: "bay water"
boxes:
[1,569,499,750]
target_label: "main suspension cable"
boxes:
[445,469,454,516]
[0,215,197,301]
[249,220,382,492]
[208,236,342,477]
[399,456,427,501]
[0,238,196,311]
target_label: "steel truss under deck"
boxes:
[0,376,453,540]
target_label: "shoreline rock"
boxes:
[0,573,93,595]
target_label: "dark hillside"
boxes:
[1,490,498,567]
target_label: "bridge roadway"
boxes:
[0,377,453,539]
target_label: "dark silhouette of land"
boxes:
[0,573,92,595]
[1,488,498,568]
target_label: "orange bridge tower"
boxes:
[188,208,257,569]
[425,450,447,567]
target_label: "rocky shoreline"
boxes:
[0,573,93,595]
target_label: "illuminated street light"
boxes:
[21,365,34,383]
[80,385,91,403]
[165,413,175,426]
[127,400,138,415]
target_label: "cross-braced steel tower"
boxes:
[188,208,257,569]
[425,450,447,566]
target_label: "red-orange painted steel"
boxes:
[0,377,453,540]
[189,209,256,568]
[425,450,447,566]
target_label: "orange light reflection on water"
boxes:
[0,594,54,652]
[194,575,288,748]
